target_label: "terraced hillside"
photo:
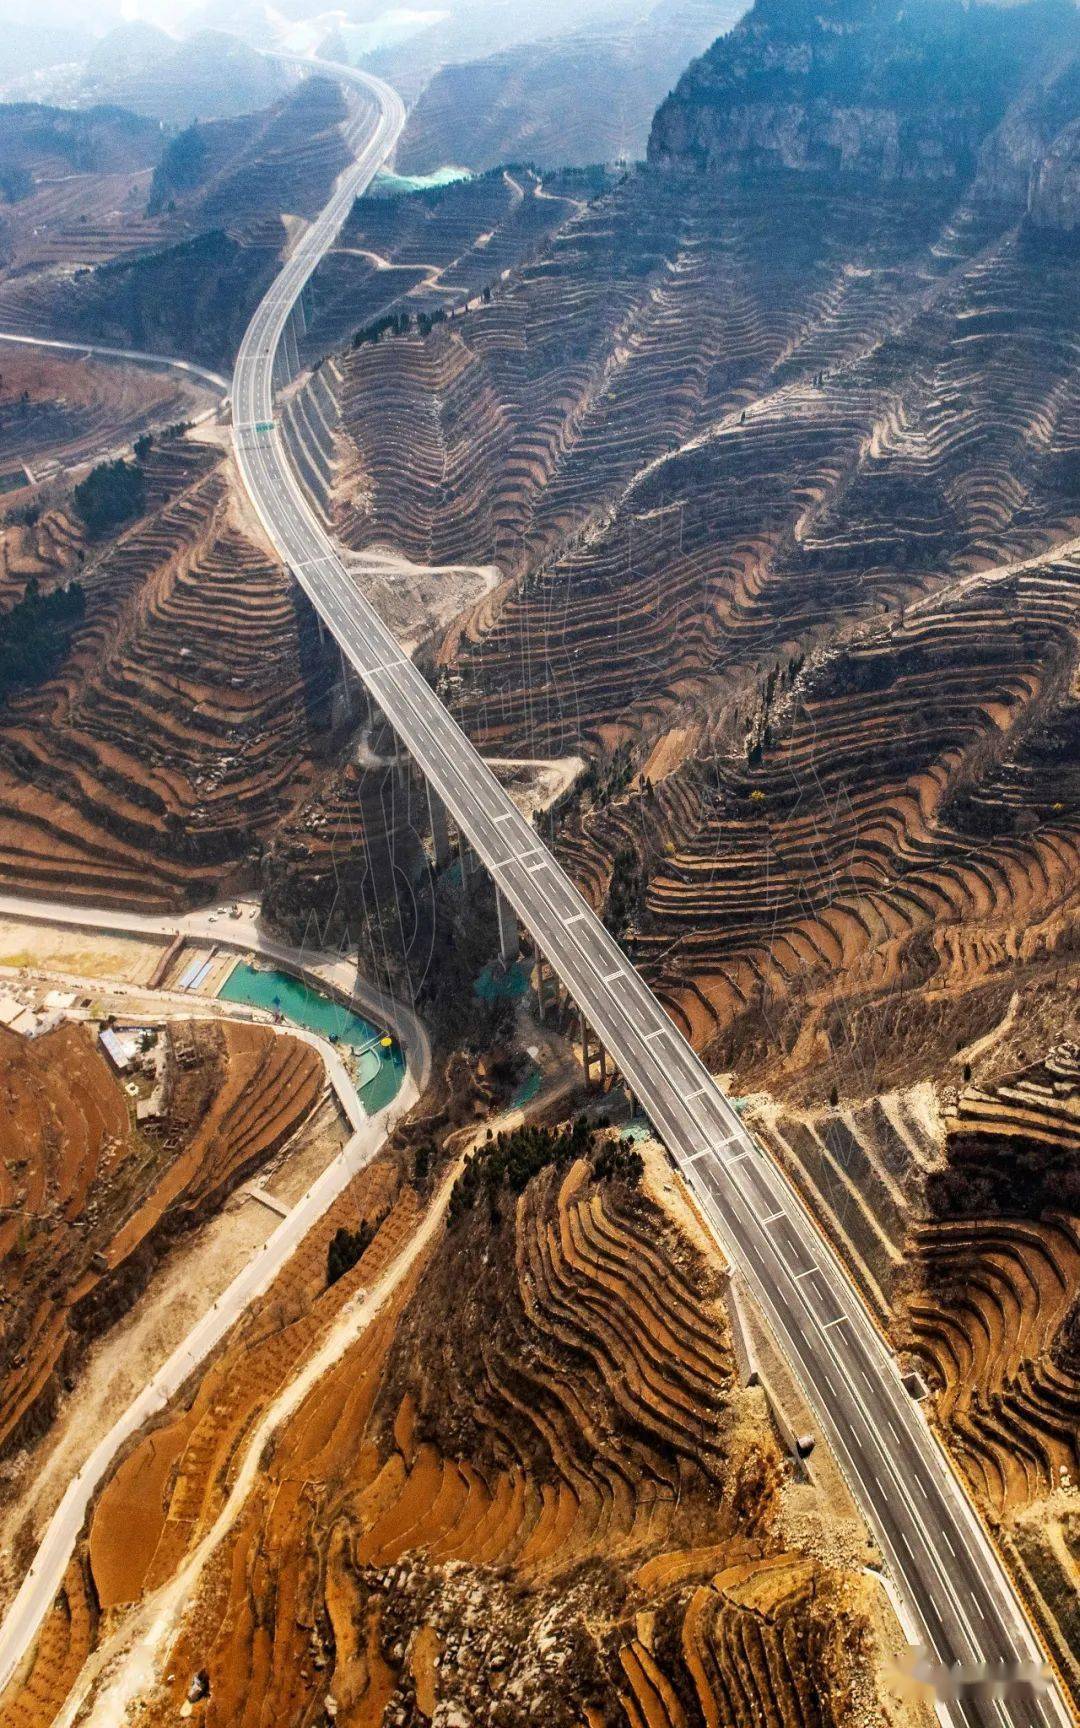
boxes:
[329,172,1078,614]
[146,78,354,238]
[0,504,85,608]
[262,753,428,955]
[901,1046,1080,1699]
[2,1137,909,1728]
[0,1016,323,1465]
[0,347,214,489]
[297,164,606,372]
[0,103,166,277]
[749,1030,1080,1700]
[0,81,357,371]
[0,445,336,910]
[902,1048,1080,1509]
[575,545,1080,1067]
[315,158,1079,1076]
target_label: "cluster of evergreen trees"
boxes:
[591,1135,645,1187]
[326,1218,376,1286]
[146,124,209,216]
[352,309,414,349]
[604,845,641,940]
[0,577,85,705]
[0,164,31,203]
[73,457,146,534]
[351,296,487,352]
[448,1116,644,1225]
[450,1116,595,1224]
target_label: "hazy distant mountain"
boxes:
[0,0,121,29]
[361,0,649,101]
[80,25,292,124]
[397,0,748,171]
[0,21,93,82]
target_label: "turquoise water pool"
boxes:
[371,165,473,197]
[474,959,529,1002]
[511,1065,542,1110]
[621,1119,653,1142]
[217,963,405,1117]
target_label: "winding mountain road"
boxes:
[0,52,1066,1728]
[0,331,230,397]
[231,56,1071,1728]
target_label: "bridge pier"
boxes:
[335,644,366,725]
[580,1014,594,1089]
[426,782,452,869]
[577,1014,611,1093]
[496,888,520,965]
[534,952,552,1019]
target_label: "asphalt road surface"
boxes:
[233,58,1072,1728]
[0,330,230,395]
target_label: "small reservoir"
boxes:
[218,962,405,1116]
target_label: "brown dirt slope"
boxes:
[0,348,210,485]
[0,1016,322,1464]
[751,1031,1080,1705]
[14,1149,913,1728]
[314,167,1079,1095]
[0,1150,412,1728]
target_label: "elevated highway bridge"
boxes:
[233,58,1069,1728]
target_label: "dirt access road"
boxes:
[0,892,428,1699]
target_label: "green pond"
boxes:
[511,1066,542,1110]
[621,1118,653,1143]
[474,959,529,1002]
[217,963,405,1117]
[371,165,472,197]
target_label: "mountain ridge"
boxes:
[648,0,1080,226]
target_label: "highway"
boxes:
[238,57,1069,1728]
[0,331,230,397]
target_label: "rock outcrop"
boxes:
[648,0,1079,213]
[975,57,1080,229]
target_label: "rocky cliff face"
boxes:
[648,0,1079,222]
[974,57,1080,229]
[1032,117,1080,227]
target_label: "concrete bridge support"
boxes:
[335,645,363,726]
[427,782,452,869]
[496,888,520,965]
[578,1015,611,1092]
[580,1014,595,1089]
[534,952,554,1019]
